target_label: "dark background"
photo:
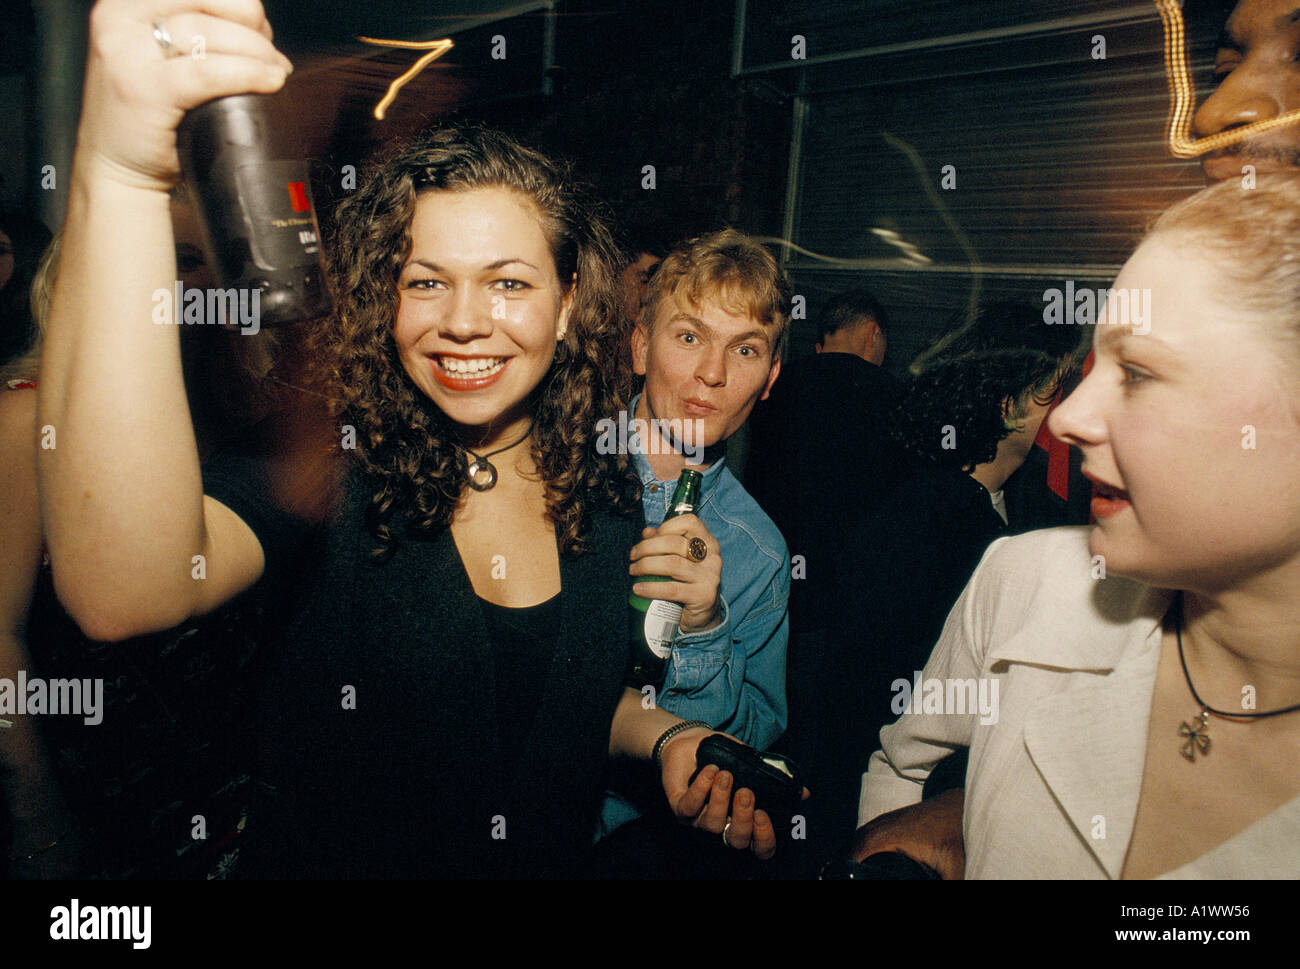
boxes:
[3,0,1236,373]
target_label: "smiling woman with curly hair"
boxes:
[314,127,640,558]
[39,1,787,879]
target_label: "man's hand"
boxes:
[658,726,779,860]
[850,788,966,879]
[629,514,722,633]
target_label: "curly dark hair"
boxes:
[889,300,1086,472]
[306,125,640,558]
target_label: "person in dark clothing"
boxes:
[744,290,903,665]
[743,292,904,877]
[746,289,898,562]
[783,302,1085,876]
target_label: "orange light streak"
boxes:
[1154,0,1300,158]
[357,35,455,120]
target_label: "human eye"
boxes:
[1213,49,1241,79]
[404,276,444,291]
[735,344,759,358]
[677,330,699,345]
[1118,362,1151,387]
[492,278,532,293]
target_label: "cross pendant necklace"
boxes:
[1178,709,1211,762]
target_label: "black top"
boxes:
[479,594,561,785]
[202,448,637,878]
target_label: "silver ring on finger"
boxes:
[688,537,708,563]
[721,819,733,848]
[152,19,175,57]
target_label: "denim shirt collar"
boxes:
[627,393,727,515]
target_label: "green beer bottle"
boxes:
[628,469,704,689]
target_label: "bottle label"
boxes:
[643,599,683,659]
[234,160,324,270]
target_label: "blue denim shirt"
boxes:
[595,397,790,840]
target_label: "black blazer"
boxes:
[745,353,903,560]
[207,459,638,878]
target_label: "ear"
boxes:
[1000,395,1024,429]
[556,273,577,342]
[759,357,782,401]
[631,321,649,376]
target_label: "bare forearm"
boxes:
[37,160,205,639]
[608,688,708,760]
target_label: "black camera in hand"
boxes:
[688,734,805,828]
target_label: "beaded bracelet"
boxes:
[651,720,713,773]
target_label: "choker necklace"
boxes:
[1174,590,1300,762]
[463,420,534,492]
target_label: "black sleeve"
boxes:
[201,445,317,588]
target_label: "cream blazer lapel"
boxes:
[988,579,1172,878]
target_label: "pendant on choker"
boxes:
[461,418,533,493]
[467,458,498,492]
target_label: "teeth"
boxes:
[439,356,505,376]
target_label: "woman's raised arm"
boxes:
[37,0,293,640]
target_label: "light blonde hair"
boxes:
[641,228,791,362]
[1149,174,1300,357]
[0,232,59,385]
[2,229,282,434]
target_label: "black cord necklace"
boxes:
[463,419,534,492]
[1174,590,1300,762]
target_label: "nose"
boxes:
[1047,361,1106,449]
[438,285,495,342]
[694,344,727,386]
[1192,63,1281,141]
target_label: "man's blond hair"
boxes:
[641,228,791,362]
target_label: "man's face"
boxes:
[632,292,781,450]
[1193,0,1300,182]
[620,251,662,323]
